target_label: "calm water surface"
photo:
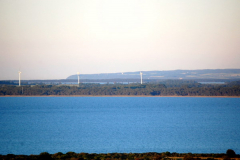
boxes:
[0,97,239,155]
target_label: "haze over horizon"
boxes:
[1,0,240,80]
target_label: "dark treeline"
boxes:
[0,150,239,160]
[1,80,240,96]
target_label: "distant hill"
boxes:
[67,69,240,80]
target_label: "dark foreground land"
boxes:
[1,80,240,96]
[1,150,239,160]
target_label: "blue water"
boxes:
[0,97,239,155]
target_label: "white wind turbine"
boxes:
[77,72,80,85]
[140,72,143,84]
[18,71,21,86]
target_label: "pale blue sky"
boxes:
[0,0,240,80]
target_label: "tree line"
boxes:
[0,80,240,96]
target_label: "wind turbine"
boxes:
[18,71,21,86]
[140,72,143,84]
[77,72,80,85]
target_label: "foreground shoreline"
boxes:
[1,151,239,160]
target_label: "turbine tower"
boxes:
[140,72,143,84]
[77,72,80,85]
[18,71,21,86]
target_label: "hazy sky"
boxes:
[1,0,240,80]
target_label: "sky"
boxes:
[0,0,240,80]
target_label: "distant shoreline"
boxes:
[1,81,239,97]
[1,95,239,98]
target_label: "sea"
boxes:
[0,97,239,155]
